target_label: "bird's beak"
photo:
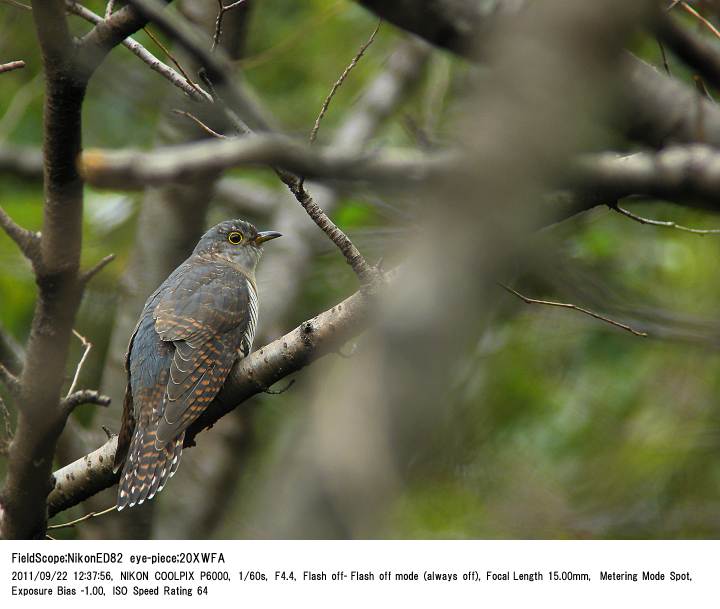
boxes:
[255,230,282,245]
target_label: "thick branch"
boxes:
[575,145,720,210]
[655,11,720,92]
[351,0,720,152]
[80,134,446,189]
[47,281,381,517]
[354,0,513,57]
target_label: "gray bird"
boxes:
[113,219,281,510]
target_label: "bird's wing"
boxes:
[152,260,256,444]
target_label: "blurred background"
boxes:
[2,0,720,539]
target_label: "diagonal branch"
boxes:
[500,283,648,338]
[80,253,115,285]
[308,20,381,145]
[0,206,41,265]
[0,60,26,74]
[67,2,211,102]
[276,171,376,282]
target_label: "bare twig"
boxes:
[500,283,648,337]
[47,505,116,530]
[105,0,115,18]
[80,253,116,284]
[65,331,92,399]
[172,109,227,139]
[308,20,381,145]
[611,203,720,235]
[0,61,26,75]
[142,26,207,98]
[60,390,112,415]
[0,206,41,265]
[676,2,720,40]
[211,0,247,52]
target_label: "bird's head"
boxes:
[193,219,281,273]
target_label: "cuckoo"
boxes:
[113,219,281,510]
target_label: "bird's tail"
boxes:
[117,428,184,511]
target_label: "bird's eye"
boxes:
[228,231,243,245]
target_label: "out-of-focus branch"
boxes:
[354,0,519,57]
[213,178,279,214]
[351,0,720,154]
[623,55,720,147]
[0,61,25,74]
[47,280,383,518]
[80,135,446,189]
[0,327,23,377]
[0,145,43,180]
[575,145,720,210]
[655,11,720,92]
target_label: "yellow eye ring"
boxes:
[228,231,243,245]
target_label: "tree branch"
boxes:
[0,60,26,74]
[60,390,112,417]
[500,283,648,338]
[0,206,41,265]
[80,253,115,285]
[575,145,720,210]
[0,145,43,181]
[77,1,171,76]
[125,0,270,131]
[80,134,445,189]
[655,11,720,92]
